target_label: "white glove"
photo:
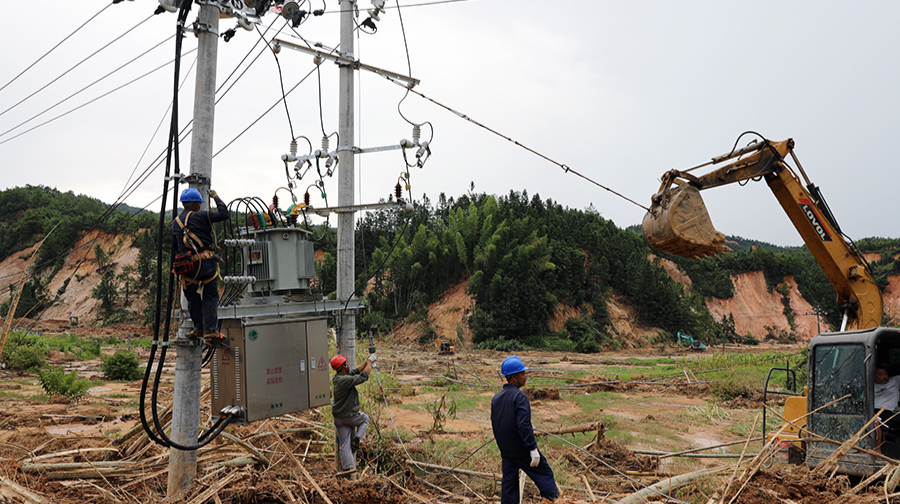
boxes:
[367,353,377,363]
[530,449,540,467]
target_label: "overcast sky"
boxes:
[1,0,898,247]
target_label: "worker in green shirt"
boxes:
[330,353,376,471]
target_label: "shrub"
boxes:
[473,337,525,352]
[101,350,142,381]
[37,366,92,402]
[2,332,48,371]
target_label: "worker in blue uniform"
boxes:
[491,355,559,503]
[171,188,230,342]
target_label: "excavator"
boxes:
[642,133,899,476]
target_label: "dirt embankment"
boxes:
[657,255,900,339]
[0,230,146,327]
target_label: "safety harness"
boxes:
[173,210,219,288]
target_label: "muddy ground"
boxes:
[0,336,892,503]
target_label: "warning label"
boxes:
[318,356,326,373]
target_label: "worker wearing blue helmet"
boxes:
[491,355,559,503]
[172,187,230,342]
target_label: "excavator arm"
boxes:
[642,136,882,331]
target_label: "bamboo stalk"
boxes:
[388,476,431,504]
[405,460,498,480]
[21,447,120,463]
[0,475,52,504]
[618,467,724,504]
[271,429,333,504]
[186,470,242,504]
[218,431,271,466]
[581,474,596,502]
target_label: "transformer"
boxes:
[245,227,316,297]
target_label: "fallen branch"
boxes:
[0,475,52,504]
[618,467,724,504]
[405,460,498,480]
[535,421,604,437]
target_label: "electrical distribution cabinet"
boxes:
[212,316,330,424]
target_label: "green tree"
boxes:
[118,265,137,305]
[92,269,118,315]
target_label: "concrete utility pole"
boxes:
[336,0,357,369]
[168,2,218,496]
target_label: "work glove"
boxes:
[208,189,218,199]
[530,449,540,467]
[367,353,377,363]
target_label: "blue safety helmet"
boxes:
[180,188,205,203]
[500,355,529,376]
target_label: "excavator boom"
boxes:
[642,136,882,331]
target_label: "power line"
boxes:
[0,35,175,140]
[0,2,114,94]
[0,48,197,147]
[376,73,650,212]
[0,13,156,119]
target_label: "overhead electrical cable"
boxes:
[217,16,282,94]
[0,13,156,119]
[123,56,197,193]
[213,67,317,158]
[255,21,296,140]
[0,48,197,147]
[0,2,114,94]
[377,74,650,211]
[0,35,176,140]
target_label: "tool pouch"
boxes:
[172,251,197,276]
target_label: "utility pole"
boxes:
[168,2,218,496]
[336,0,357,369]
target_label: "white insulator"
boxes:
[223,276,257,284]
[290,139,297,156]
[412,124,421,143]
[224,239,255,247]
[321,136,330,152]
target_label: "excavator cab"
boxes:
[806,327,900,476]
[642,184,731,259]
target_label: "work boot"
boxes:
[203,330,226,348]
[185,328,202,339]
[351,436,360,452]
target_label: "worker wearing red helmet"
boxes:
[491,355,558,503]
[330,352,376,473]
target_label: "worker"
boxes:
[876,364,900,412]
[491,355,559,503]
[331,352,376,473]
[171,188,230,343]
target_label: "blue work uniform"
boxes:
[171,195,230,332]
[491,383,559,503]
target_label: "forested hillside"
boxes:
[1,185,898,351]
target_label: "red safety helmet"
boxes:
[330,354,348,371]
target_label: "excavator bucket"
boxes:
[641,185,731,259]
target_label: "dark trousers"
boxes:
[184,259,219,331]
[500,452,558,503]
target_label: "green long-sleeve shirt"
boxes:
[332,368,369,418]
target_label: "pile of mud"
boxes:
[523,386,560,401]
[583,436,657,474]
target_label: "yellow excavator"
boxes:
[642,134,898,476]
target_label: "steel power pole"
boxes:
[168,2,218,496]
[336,0,357,368]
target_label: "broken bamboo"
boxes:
[618,467,724,504]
